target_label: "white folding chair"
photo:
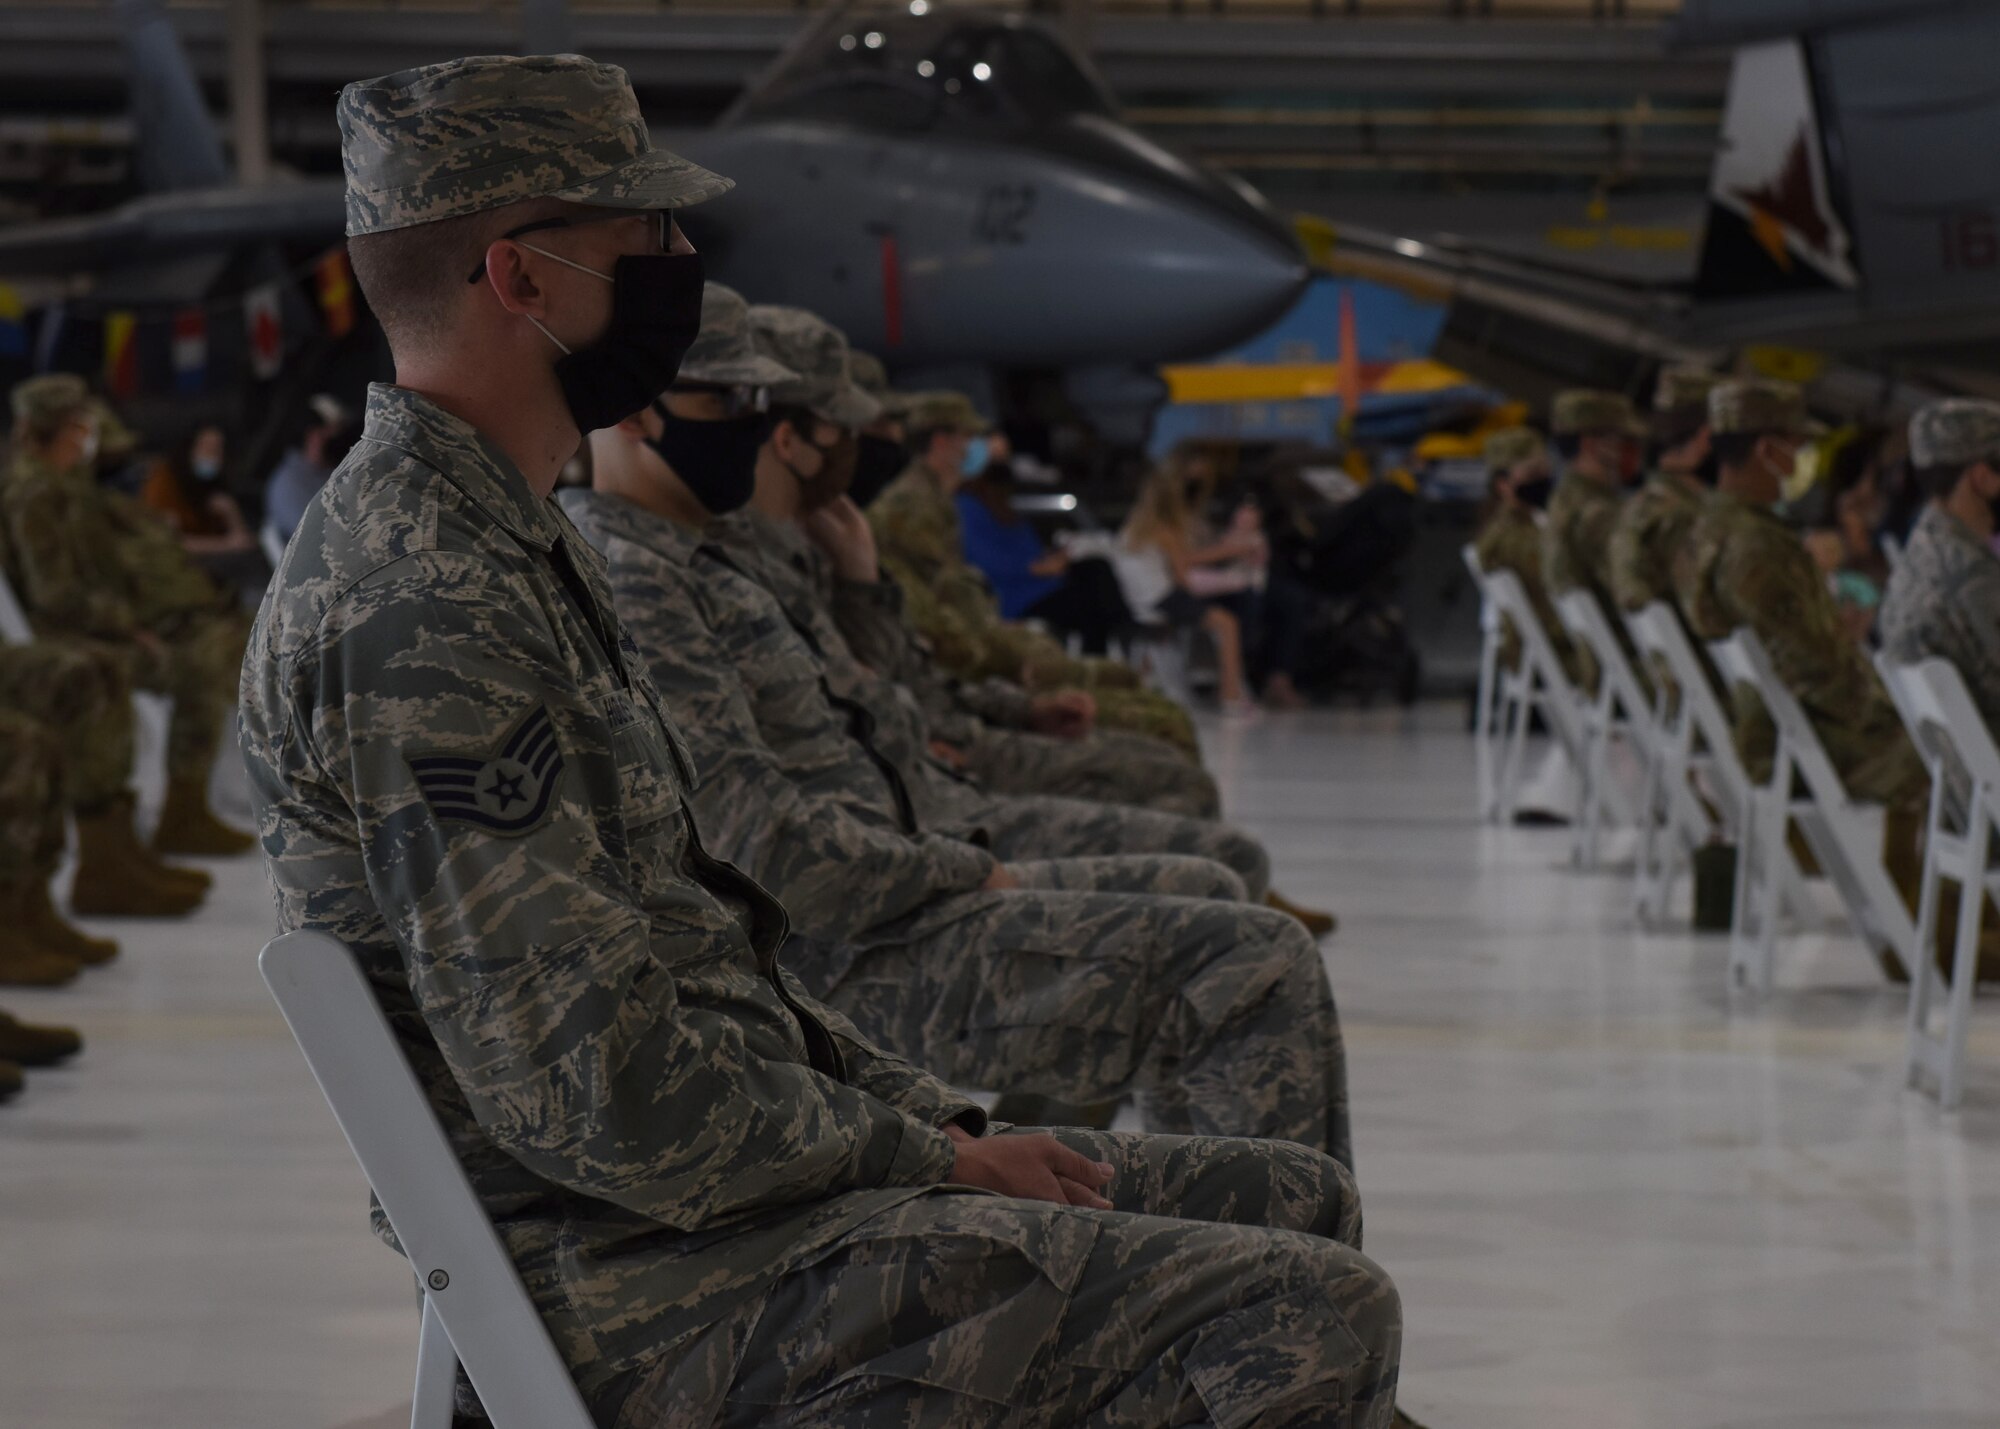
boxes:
[1881,531,1906,578]
[1554,588,1654,870]
[1875,655,1995,1109]
[259,519,288,570]
[1461,546,1598,827]
[259,931,597,1429]
[1711,629,1917,994]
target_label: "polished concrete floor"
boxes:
[3,705,1998,1428]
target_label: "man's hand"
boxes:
[800,497,879,583]
[949,1132,1113,1209]
[981,864,1021,892]
[929,739,969,770]
[1028,690,1096,740]
[1029,549,1070,579]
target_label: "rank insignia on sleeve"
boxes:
[407,704,566,836]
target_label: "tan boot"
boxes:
[93,796,211,896]
[1265,888,1338,941]
[0,1009,80,1066]
[21,881,118,966]
[151,776,256,858]
[0,886,82,986]
[70,809,206,918]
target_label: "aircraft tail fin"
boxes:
[115,0,230,192]
[1693,37,1861,302]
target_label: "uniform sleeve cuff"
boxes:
[887,1117,959,1186]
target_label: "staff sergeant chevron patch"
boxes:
[407,704,566,835]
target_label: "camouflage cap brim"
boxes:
[549,146,734,213]
[816,383,884,431]
[679,349,798,389]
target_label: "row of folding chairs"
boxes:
[1464,545,1988,1108]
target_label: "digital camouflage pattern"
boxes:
[1551,389,1641,437]
[0,638,135,815]
[0,710,62,884]
[8,373,87,431]
[1652,366,1719,417]
[709,506,1264,894]
[1880,503,2000,728]
[560,488,1348,1167]
[1,447,245,780]
[747,305,881,429]
[1473,504,1583,686]
[1542,467,1634,693]
[1676,488,1923,803]
[600,1127,1400,1427]
[1908,396,2000,470]
[867,457,1200,753]
[241,385,980,1403]
[775,518,1219,816]
[337,55,730,237]
[676,283,795,389]
[1482,426,1542,471]
[1609,473,1704,614]
[1707,379,1812,438]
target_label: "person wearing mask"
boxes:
[140,423,260,579]
[1473,425,1580,688]
[246,58,1399,1427]
[955,455,1134,658]
[1543,390,1647,690]
[2,375,252,859]
[1801,425,1894,640]
[263,395,358,542]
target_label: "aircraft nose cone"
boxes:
[1143,209,1311,360]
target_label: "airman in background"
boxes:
[1473,424,1583,686]
[1544,388,1646,692]
[1611,366,1719,615]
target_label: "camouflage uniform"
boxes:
[0,710,62,887]
[714,504,1269,897]
[1881,400,2000,728]
[1473,504,1583,687]
[567,487,1348,1166]
[867,445,1200,756]
[0,639,134,815]
[1542,391,1644,694]
[245,56,1397,1428]
[1676,384,1922,805]
[1609,474,1704,616]
[1,446,245,784]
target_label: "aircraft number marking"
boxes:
[1940,209,2000,272]
[975,185,1037,245]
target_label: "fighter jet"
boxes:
[1325,0,2000,405]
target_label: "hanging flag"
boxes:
[103,310,140,399]
[0,283,26,361]
[316,248,355,338]
[171,308,207,394]
[245,284,283,380]
[1336,285,1362,435]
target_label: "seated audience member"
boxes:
[1544,389,1646,694]
[263,395,359,542]
[1474,425,1583,687]
[1881,399,2000,728]
[1801,425,1893,639]
[140,424,260,578]
[955,458,1133,657]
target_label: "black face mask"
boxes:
[645,401,770,516]
[1694,451,1721,488]
[851,434,908,509]
[1515,476,1554,510]
[543,253,706,435]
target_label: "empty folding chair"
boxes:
[1554,589,1653,870]
[1710,629,1917,994]
[1875,654,1995,1109]
[1461,546,1596,827]
[259,930,597,1429]
[259,520,288,570]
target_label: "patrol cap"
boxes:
[677,284,797,389]
[87,398,138,458]
[337,54,732,238]
[849,350,888,398]
[1653,366,1719,416]
[904,390,990,436]
[10,373,89,428]
[1909,398,2000,470]
[1551,389,1643,438]
[748,305,881,430]
[1483,426,1545,471]
[1707,379,1814,438]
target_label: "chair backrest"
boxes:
[1710,627,1857,809]
[1461,545,1503,638]
[0,563,33,645]
[258,931,596,1429]
[1477,563,1586,743]
[1556,588,1649,719]
[1878,654,2000,804]
[1629,602,1750,791]
[259,520,288,571]
[1882,531,1906,576]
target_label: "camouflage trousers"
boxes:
[600,1129,1399,1429]
[966,725,1221,820]
[0,710,63,883]
[1731,686,1928,809]
[977,791,1270,902]
[0,638,135,814]
[817,876,1351,1167]
[136,608,248,779]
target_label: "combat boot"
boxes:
[0,1060,22,1103]
[70,809,206,918]
[1265,888,1338,941]
[22,880,118,966]
[151,775,257,858]
[80,796,210,898]
[0,1009,81,1066]
[0,886,82,987]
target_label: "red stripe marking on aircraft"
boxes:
[879,232,903,348]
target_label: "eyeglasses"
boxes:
[466,210,684,284]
